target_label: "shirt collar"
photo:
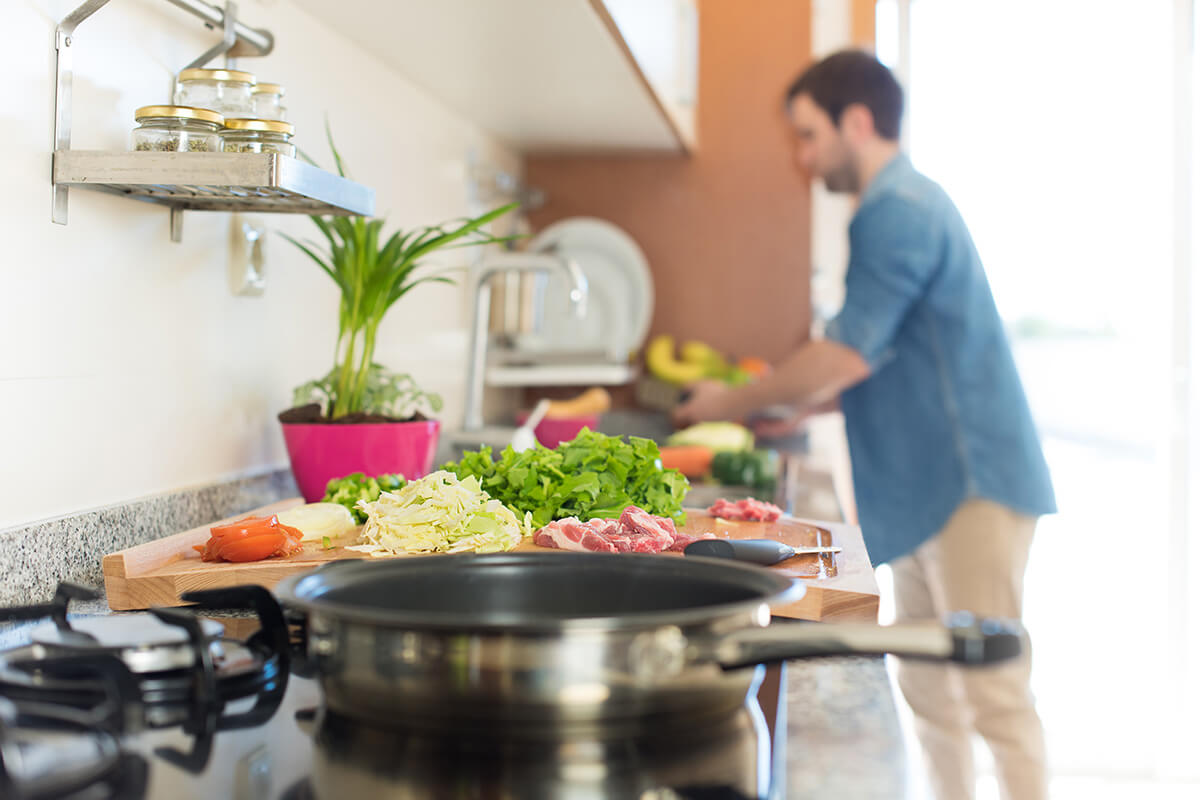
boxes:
[859,152,912,206]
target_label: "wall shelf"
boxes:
[51,0,375,240]
[53,151,375,216]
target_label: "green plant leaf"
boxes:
[278,232,343,291]
[280,129,517,417]
[324,116,347,179]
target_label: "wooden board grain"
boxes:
[103,501,879,620]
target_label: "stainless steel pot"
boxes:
[274,553,1019,729]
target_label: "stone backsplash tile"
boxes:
[0,470,297,605]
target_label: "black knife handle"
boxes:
[946,611,1024,664]
[684,538,793,565]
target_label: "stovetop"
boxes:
[0,584,782,800]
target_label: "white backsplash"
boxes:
[0,0,519,529]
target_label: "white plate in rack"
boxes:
[522,217,654,361]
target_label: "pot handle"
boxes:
[713,612,1023,670]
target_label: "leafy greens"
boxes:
[442,429,690,529]
[323,472,405,524]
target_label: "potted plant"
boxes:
[277,131,515,502]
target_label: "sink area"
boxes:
[484,362,637,387]
[488,348,624,367]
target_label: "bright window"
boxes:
[876,0,1197,794]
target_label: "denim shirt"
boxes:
[825,154,1056,565]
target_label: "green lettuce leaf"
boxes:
[443,429,690,527]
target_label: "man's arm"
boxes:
[672,339,869,426]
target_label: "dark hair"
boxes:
[785,50,903,140]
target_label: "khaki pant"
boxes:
[890,499,1046,800]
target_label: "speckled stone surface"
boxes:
[783,656,909,798]
[0,469,297,606]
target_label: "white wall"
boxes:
[808,0,856,328]
[0,0,520,529]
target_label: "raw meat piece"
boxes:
[533,505,717,555]
[533,518,618,553]
[665,530,716,552]
[707,497,783,522]
[618,506,676,552]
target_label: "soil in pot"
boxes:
[278,403,430,425]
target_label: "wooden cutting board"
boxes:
[102,500,879,621]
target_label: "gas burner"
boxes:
[0,696,148,800]
[0,583,291,779]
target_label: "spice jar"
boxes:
[130,106,224,152]
[251,83,287,121]
[173,68,256,118]
[222,118,296,157]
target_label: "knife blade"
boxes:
[683,538,842,566]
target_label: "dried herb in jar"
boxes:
[133,139,213,152]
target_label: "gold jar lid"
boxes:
[252,83,285,95]
[177,68,257,85]
[223,118,295,135]
[135,105,225,125]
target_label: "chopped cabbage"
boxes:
[356,470,533,555]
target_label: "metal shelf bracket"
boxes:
[51,0,277,238]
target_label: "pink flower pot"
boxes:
[281,420,440,503]
[514,413,599,449]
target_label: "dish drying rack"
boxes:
[51,0,375,242]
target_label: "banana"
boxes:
[545,387,613,418]
[680,340,729,377]
[645,335,707,386]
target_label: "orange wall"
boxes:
[526,0,813,363]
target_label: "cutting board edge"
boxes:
[101,500,878,616]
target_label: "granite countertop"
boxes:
[783,657,907,798]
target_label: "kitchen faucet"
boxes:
[461,251,588,431]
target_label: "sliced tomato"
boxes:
[276,522,304,542]
[213,532,298,562]
[210,515,280,540]
[197,514,304,562]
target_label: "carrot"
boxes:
[659,445,715,478]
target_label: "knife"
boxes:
[683,538,842,566]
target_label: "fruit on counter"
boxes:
[658,445,715,478]
[645,335,761,387]
[679,340,727,375]
[645,335,707,385]
[323,472,406,524]
[545,387,612,419]
[350,470,532,555]
[195,515,304,563]
[443,429,690,528]
[276,502,358,542]
[737,356,772,378]
[710,449,778,493]
[666,421,755,453]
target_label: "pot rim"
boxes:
[274,552,805,633]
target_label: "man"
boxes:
[674,50,1056,800]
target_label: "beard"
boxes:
[822,159,860,194]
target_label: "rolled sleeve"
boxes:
[825,193,939,369]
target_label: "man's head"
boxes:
[784,50,904,193]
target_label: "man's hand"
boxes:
[749,409,809,439]
[672,380,734,427]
